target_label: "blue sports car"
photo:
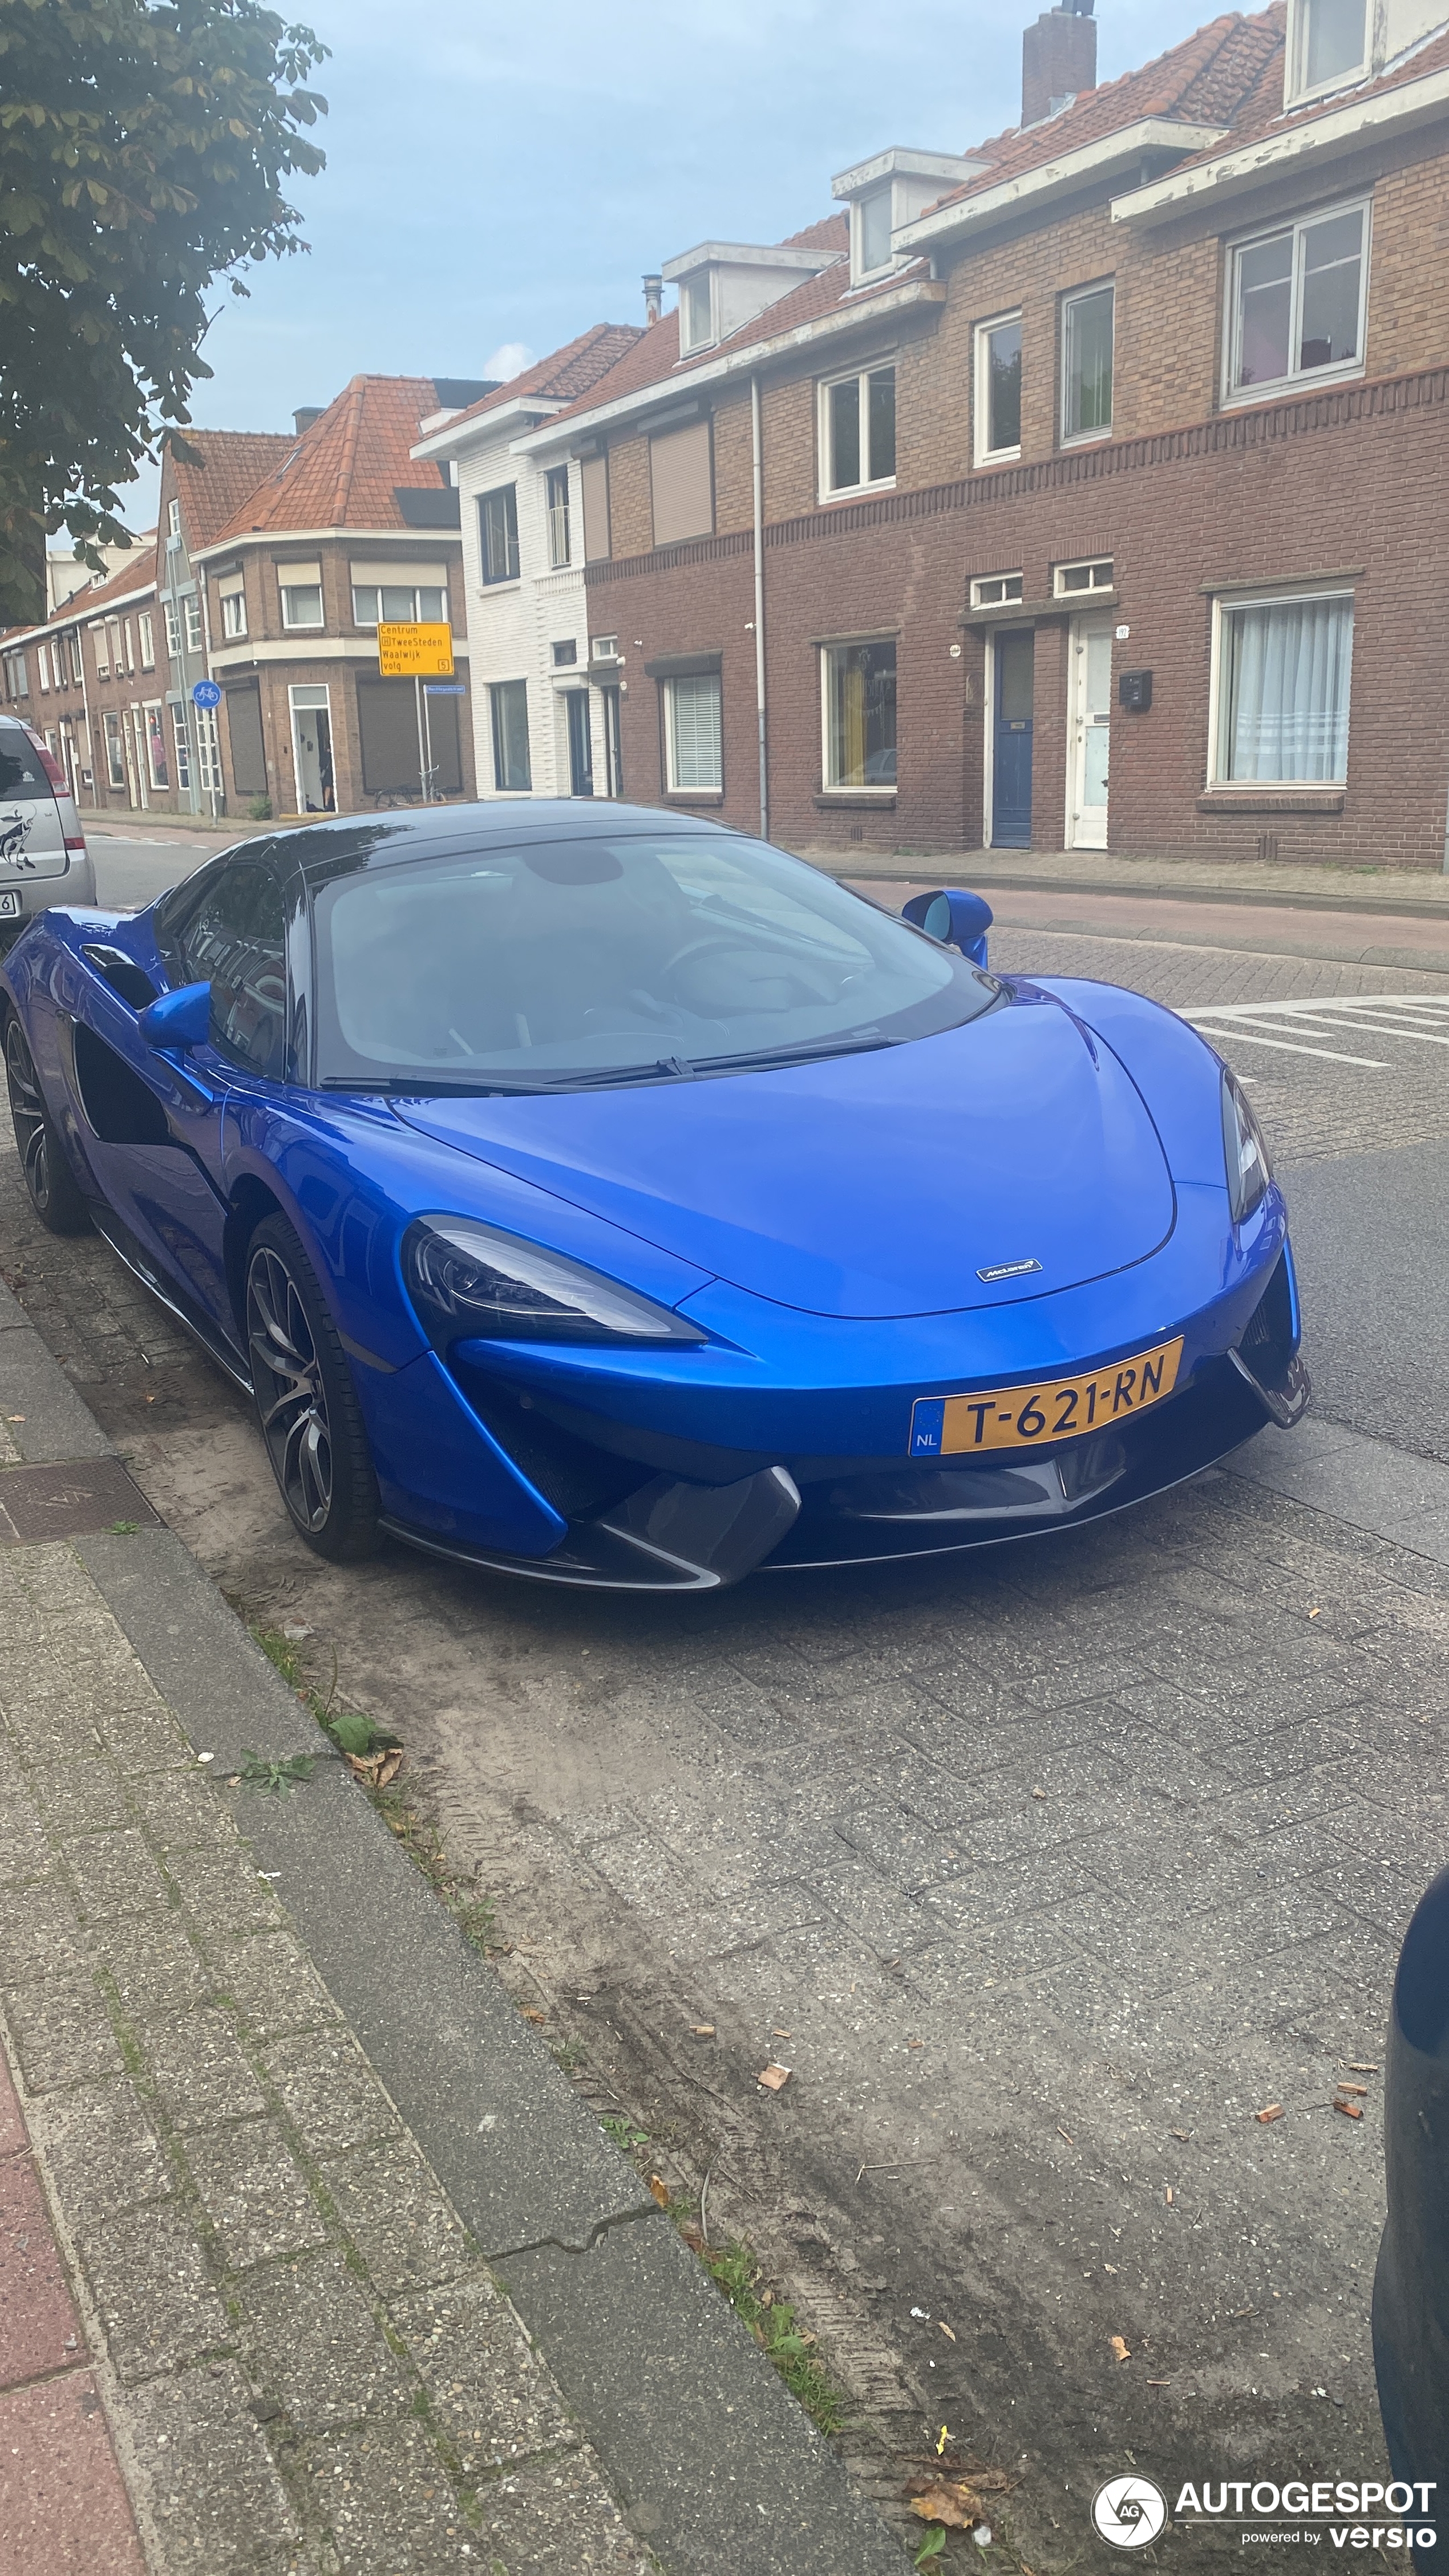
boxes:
[0,803,1308,1590]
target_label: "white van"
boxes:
[0,714,96,938]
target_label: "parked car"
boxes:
[1,800,1307,1589]
[0,714,95,940]
[1374,1864,1449,2562]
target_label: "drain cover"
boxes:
[0,1458,159,1545]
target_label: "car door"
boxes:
[75,856,289,1352]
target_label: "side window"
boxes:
[179,861,288,1078]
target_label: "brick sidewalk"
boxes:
[0,2044,145,2574]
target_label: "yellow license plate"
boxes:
[908,1336,1185,1458]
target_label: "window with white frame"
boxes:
[221,589,246,639]
[1061,283,1114,442]
[195,704,222,796]
[144,702,169,790]
[974,314,1022,463]
[820,365,896,499]
[163,600,181,655]
[350,582,447,625]
[662,673,722,793]
[91,626,108,679]
[679,274,714,355]
[822,639,897,789]
[2,650,27,699]
[68,633,83,684]
[167,499,181,542]
[490,679,532,791]
[184,594,203,654]
[103,713,126,789]
[1286,0,1368,103]
[1212,588,1354,785]
[171,703,193,793]
[545,465,572,569]
[854,185,893,281]
[479,485,520,585]
[280,581,324,629]
[138,612,155,669]
[37,644,50,692]
[971,572,1025,609]
[1054,557,1114,596]
[1227,200,1368,399]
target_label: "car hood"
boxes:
[392,989,1176,1321]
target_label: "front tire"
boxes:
[3,1014,91,1234]
[245,1213,379,1561]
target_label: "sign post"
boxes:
[191,678,224,817]
[377,623,455,804]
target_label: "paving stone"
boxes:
[122,2362,303,2571]
[91,1917,209,2022]
[82,2201,229,2381]
[0,1814,52,1890]
[21,1754,131,1840]
[260,2026,402,2156]
[27,2077,171,2231]
[320,2135,471,2295]
[475,2445,656,2571]
[238,2247,412,2429]
[297,2417,473,2573]
[0,2372,147,2575]
[144,2008,268,2131]
[186,2118,327,2270]
[62,1825,174,1922]
[391,2274,576,2473]
[1,1973,124,2092]
[99,1697,193,1775]
[165,1844,288,1941]
[209,1931,342,2040]
[131,1768,243,1854]
[0,1880,87,1986]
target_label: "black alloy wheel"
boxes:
[3,1014,91,1234]
[244,1213,378,1561]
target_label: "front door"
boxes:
[600,685,623,799]
[565,690,594,796]
[1068,615,1111,850]
[290,687,335,813]
[990,630,1034,848]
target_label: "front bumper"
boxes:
[370,1207,1306,1593]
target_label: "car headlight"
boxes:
[402,1214,707,1348]
[1221,1070,1272,1225]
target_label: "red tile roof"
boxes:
[921,7,1286,216]
[171,430,296,550]
[205,377,463,548]
[44,543,158,622]
[1166,11,1449,171]
[427,325,647,438]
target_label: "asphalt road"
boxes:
[10,873,1449,2566]
[86,826,236,912]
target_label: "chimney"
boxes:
[293,405,323,435]
[1021,0,1096,128]
[642,273,663,326]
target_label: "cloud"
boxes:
[482,342,536,382]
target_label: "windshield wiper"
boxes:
[319,1056,698,1099]
[687,1033,898,1075]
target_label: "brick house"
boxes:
[1,546,167,816]
[190,376,493,819]
[501,0,1449,869]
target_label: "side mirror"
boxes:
[139,981,211,1052]
[901,888,993,969]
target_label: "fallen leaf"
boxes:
[345,1744,403,1789]
[758,2063,791,2091]
[519,2007,547,2026]
[648,2173,670,2208]
[690,2023,715,2037]
[1110,2335,1131,2362]
[1256,2104,1284,2124]
[1333,2097,1363,2120]
[910,2481,987,2530]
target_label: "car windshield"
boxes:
[310,832,997,1090]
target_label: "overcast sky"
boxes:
[110,0,1214,532]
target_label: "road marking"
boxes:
[1182,991,1449,1070]
[1185,1021,1388,1067]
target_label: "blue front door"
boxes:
[991,629,1034,848]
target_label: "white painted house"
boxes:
[411,326,642,805]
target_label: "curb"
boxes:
[0,1275,904,2576]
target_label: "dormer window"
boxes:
[681,274,714,354]
[1286,0,1368,103]
[855,187,893,281]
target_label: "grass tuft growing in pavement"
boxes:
[696,2238,847,2436]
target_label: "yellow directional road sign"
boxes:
[377,621,455,678]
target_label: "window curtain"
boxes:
[1221,596,1353,783]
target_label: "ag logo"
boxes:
[1091,2474,1168,2549]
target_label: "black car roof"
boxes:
[285,799,732,888]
